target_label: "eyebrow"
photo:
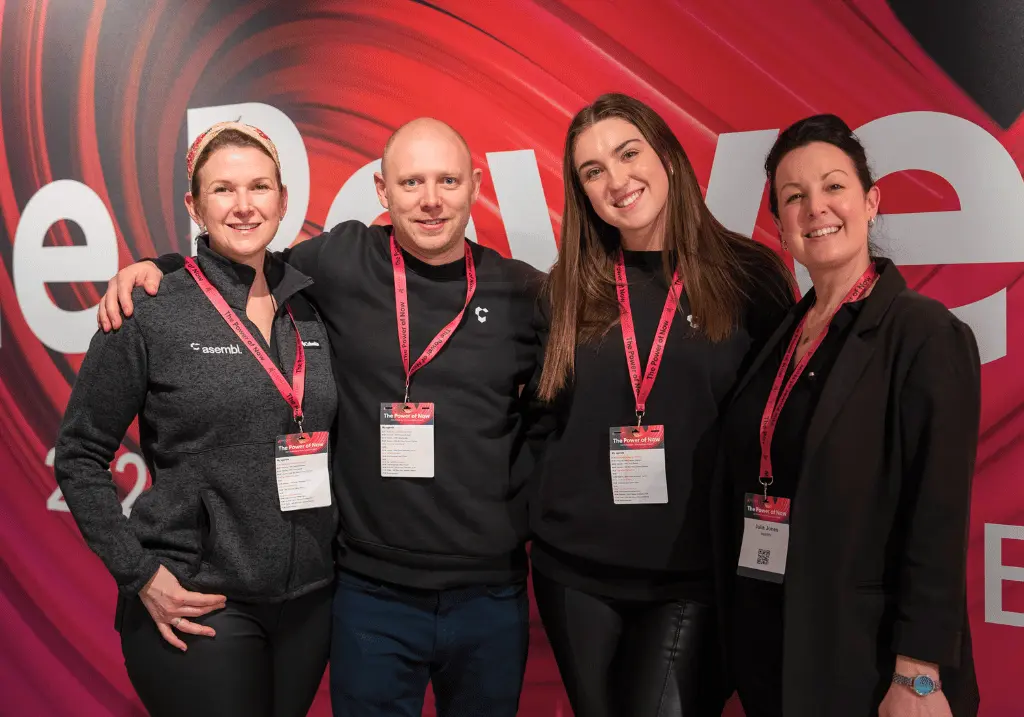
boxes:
[395,168,465,180]
[207,176,275,185]
[576,138,642,173]
[779,168,849,192]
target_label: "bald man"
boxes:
[99,118,543,717]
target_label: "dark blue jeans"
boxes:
[329,570,530,717]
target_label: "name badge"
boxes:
[275,431,332,511]
[737,493,792,582]
[380,402,435,478]
[609,425,668,505]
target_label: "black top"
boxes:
[155,221,543,589]
[529,248,793,601]
[723,299,864,715]
[56,238,338,608]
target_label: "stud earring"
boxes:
[868,217,876,228]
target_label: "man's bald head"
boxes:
[373,116,483,266]
[381,117,472,177]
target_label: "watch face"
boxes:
[912,675,936,695]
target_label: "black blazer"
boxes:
[711,259,981,717]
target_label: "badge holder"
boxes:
[275,422,332,512]
[609,413,667,505]
[737,488,791,582]
[380,396,435,478]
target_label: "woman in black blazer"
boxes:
[712,114,981,717]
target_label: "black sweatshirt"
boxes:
[528,248,793,601]
[55,240,338,606]
[155,221,543,589]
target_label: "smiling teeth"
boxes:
[614,190,642,208]
[232,224,259,230]
[807,226,840,238]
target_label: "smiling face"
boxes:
[374,119,482,263]
[185,145,287,262]
[572,117,670,247]
[773,141,879,273]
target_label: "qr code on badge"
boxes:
[757,548,771,565]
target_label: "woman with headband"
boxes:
[55,121,338,717]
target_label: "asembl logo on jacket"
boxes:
[190,342,242,354]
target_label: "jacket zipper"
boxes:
[284,520,298,593]
[249,300,300,595]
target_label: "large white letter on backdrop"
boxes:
[13,180,118,354]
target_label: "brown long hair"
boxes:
[538,93,792,400]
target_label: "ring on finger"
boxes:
[171,617,182,627]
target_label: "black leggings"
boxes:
[533,571,725,717]
[120,585,332,717]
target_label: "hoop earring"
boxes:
[780,237,788,251]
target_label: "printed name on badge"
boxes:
[737,493,792,582]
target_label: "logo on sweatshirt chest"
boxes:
[190,342,242,355]
[187,338,320,355]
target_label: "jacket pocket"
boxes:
[197,490,217,565]
[128,477,204,574]
[853,581,893,596]
[181,443,335,599]
[336,570,388,595]
[485,582,526,599]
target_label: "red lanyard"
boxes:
[758,264,878,494]
[614,250,684,425]
[184,257,306,430]
[391,233,477,401]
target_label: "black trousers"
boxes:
[120,585,332,717]
[533,570,725,717]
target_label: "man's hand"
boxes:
[97,260,164,332]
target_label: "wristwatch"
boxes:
[892,672,942,696]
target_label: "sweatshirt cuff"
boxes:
[891,620,962,667]
[146,253,186,275]
[119,554,162,596]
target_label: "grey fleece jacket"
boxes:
[54,239,338,605]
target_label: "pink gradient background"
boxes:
[1,1,1021,714]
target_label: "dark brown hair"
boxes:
[189,129,282,205]
[765,114,874,218]
[538,93,793,400]
[764,113,882,256]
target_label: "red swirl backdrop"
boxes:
[2,1,1023,715]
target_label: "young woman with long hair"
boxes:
[528,93,794,716]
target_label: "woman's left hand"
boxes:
[879,685,953,717]
[879,656,952,717]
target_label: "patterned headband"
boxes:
[186,121,281,184]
